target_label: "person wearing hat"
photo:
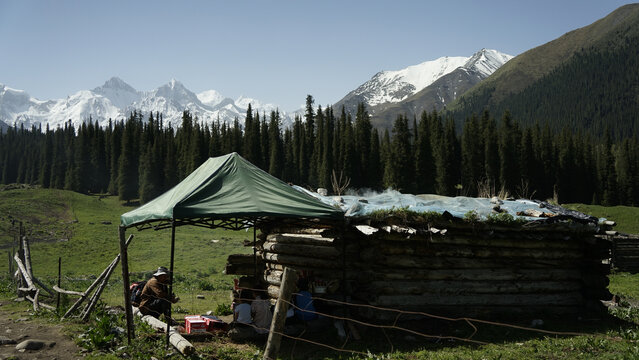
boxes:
[139,266,180,319]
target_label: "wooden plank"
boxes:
[266,233,335,246]
[227,254,259,265]
[373,292,584,307]
[263,252,340,268]
[364,280,582,295]
[359,268,582,281]
[263,241,339,259]
[363,255,580,269]
[363,243,584,260]
[263,227,335,237]
[53,285,85,296]
[424,235,582,250]
[13,253,35,290]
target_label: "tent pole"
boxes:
[166,220,176,349]
[119,226,134,344]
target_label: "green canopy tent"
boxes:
[117,152,344,344]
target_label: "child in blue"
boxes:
[294,278,318,321]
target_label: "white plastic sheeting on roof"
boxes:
[293,187,599,224]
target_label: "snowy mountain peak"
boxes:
[150,79,201,104]
[92,76,140,109]
[463,49,514,78]
[94,77,137,93]
[337,49,513,108]
[197,89,225,108]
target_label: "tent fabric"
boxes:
[120,152,343,228]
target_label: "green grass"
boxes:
[564,203,639,234]
[0,188,251,314]
[2,188,639,359]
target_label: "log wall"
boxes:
[225,222,612,319]
[610,234,639,273]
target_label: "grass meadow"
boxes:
[1,187,639,359]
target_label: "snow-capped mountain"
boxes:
[334,49,513,119]
[0,77,293,131]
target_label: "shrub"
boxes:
[215,303,232,316]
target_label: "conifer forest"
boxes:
[1,95,637,206]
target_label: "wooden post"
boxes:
[166,221,176,349]
[56,257,61,311]
[22,236,33,279]
[32,288,40,312]
[263,267,298,360]
[120,226,134,344]
[13,253,35,290]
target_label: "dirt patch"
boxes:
[0,301,83,359]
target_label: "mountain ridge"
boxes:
[0,77,293,130]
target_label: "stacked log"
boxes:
[261,232,346,300]
[349,224,611,318]
[226,222,612,319]
[610,234,639,273]
[224,254,265,276]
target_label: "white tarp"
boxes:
[293,187,600,224]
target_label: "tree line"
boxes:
[0,95,637,206]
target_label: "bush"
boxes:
[198,280,215,291]
[77,305,123,352]
[0,276,15,296]
[215,303,232,316]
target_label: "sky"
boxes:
[0,0,634,111]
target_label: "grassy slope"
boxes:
[564,203,639,235]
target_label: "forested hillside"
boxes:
[448,3,639,138]
[1,96,637,206]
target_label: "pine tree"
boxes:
[354,102,372,188]
[268,110,283,178]
[118,115,139,203]
[319,106,334,189]
[498,111,519,195]
[385,114,414,192]
[481,110,499,193]
[460,114,483,196]
[415,111,436,194]
[368,128,381,190]
[38,124,53,188]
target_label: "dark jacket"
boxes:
[139,277,173,317]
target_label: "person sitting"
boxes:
[138,266,179,319]
[229,289,255,341]
[251,286,273,335]
[232,289,253,327]
[294,278,318,322]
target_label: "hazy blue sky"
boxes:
[0,0,633,110]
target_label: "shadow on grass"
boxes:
[270,310,638,360]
